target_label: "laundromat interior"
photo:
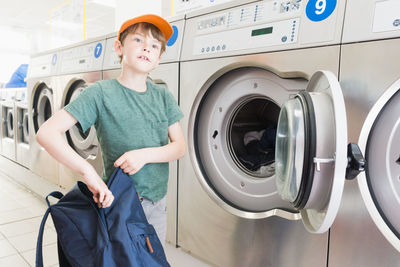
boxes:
[0,0,400,266]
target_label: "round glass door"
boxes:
[275,71,348,233]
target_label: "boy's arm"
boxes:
[36,109,114,208]
[114,121,186,175]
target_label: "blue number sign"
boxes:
[94,43,103,58]
[306,0,337,22]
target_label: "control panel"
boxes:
[59,40,105,75]
[27,53,59,78]
[194,18,299,55]
[193,1,302,55]
[343,0,400,43]
[181,0,345,61]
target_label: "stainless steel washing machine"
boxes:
[328,0,400,266]
[179,1,350,266]
[27,52,60,184]
[0,89,17,161]
[55,36,106,190]
[15,89,30,168]
[102,15,185,246]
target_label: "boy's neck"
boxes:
[117,71,148,92]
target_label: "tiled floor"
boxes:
[0,170,211,267]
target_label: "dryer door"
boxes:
[275,70,348,233]
[357,78,400,252]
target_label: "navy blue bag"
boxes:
[36,167,170,267]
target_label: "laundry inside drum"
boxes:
[228,97,280,178]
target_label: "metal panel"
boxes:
[329,38,400,267]
[179,45,340,267]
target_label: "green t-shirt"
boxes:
[64,78,184,202]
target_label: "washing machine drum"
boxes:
[192,68,308,217]
[6,108,14,138]
[66,84,98,159]
[358,79,400,252]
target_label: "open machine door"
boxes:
[275,71,354,233]
[357,78,400,252]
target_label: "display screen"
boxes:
[251,27,273,37]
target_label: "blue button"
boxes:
[217,45,221,51]
[201,48,205,53]
[206,47,210,52]
[222,44,226,50]
[282,36,287,42]
[167,25,179,47]
[211,46,215,51]
[393,19,400,27]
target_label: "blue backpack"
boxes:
[36,167,170,267]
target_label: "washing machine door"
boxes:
[32,83,54,133]
[65,80,98,159]
[275,70,348,233]
[357,78,400,252]
[6,108,14,138]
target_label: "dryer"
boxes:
[27,52,59,184]
[178,1,352,266]
[102,15,185,246]
[0,89,17,161]
[328,0,400,266]
[55,37,105,190]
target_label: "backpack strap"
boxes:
[36,191,64,267]
[45,191,64,207]
[35,207,50,267]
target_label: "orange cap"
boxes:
[118,14,173,42]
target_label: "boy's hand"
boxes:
[83,168,114,208]
[114,149,148,175]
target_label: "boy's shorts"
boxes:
[141,196,167,246]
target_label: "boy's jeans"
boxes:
[141,196,167,246]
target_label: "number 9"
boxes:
[315,0,326,15]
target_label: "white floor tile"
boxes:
[0,218,41,239]
[21,243,58,267]
[0,239,18,258]
[0,199,24,213]
[8,228,57,253]
[0,208,37,225]
[16,195,47,208]
[0,254,30,267]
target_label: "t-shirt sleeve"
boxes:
[164,89,184,126]
[64,82,104,132]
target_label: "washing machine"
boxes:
[102,15,185,246]
[55,36,106,190]
[0,89,17,161]
[15,88,30,168]
[178,1,356,266]
[27,52,60,184]
[328,0,400,266]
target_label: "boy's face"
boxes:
[115,26,162,74]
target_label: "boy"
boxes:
[36,14,186,244]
